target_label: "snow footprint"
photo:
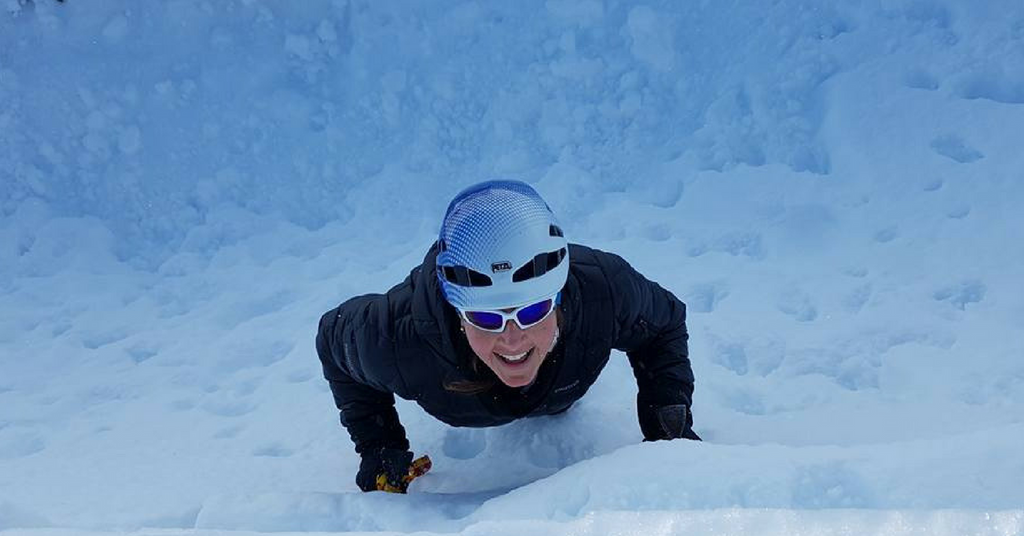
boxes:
[711,341,749,376]
[81,330,129,350]
[921,177,944,192]
[641,223,672,242]
[956,69,1024,104]
[904,68,940,90]
[126,345,159,364]
[201,394,257,418]
[253,443,293,458]
[842,284,872,313]
[442,428,487,460]
[777,288,818,322]
[708,336,784,377]
[0,432,45,459]
[213,426,243,439]
[685,282,730,313]
[946,204,971,219]
[717,385,767,416]
[930,134,984,163]
[687,232,765,260]
[933,280,986,310]
[285,369,316,383]
[873,226,899,244]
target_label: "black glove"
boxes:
[640,404,701,441]
[356,447,414,493]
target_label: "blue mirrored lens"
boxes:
[465,311,504,330]
[516,299,553,326]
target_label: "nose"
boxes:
[497,320,527,345]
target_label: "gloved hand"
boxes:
[641,404,701,441]
[356,447,413,492]
[356,448,432,493]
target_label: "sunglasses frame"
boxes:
[458,293,561,333]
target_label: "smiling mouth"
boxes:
[495,348,534,366]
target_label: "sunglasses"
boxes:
[458,293,560,333]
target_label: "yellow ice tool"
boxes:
[376,454,432,493]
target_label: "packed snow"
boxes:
[2,0,1023,535]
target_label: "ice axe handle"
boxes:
[375,454,432,493]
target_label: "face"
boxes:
[462,309,559,388]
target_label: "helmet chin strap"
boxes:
[549,326,560,352]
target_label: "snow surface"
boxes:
[2,0,1024,535]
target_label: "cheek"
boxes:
[525,317,558,352]
[528,328,551,349]
[464,329,497,358]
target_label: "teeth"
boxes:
[497,350,529,362]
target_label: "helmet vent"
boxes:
[549,225,564,237]
[442,265,493,287]
[512,247,567,283]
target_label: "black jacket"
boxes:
[315,243,696,455]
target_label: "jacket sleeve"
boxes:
[315,302,410,456]
[602,252,698,441]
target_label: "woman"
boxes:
[316,180,699,493]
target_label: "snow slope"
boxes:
[2,0,1023,535]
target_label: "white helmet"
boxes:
[436,180,569,310]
